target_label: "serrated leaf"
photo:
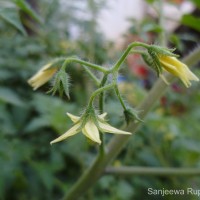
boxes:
[0,7,26,35]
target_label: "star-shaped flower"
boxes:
[50,112,131,145]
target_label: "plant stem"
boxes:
[105,166,200,176]
[88,83,116,107]
[62,46,200,200]
[158,0,166,46]
[112,42,149,72]
[83,66,100,86]
[114,85,126,110]
[99,75,108,113]
[99,75,108,155]
[62,57,109,73]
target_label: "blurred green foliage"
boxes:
[0,0,200,200]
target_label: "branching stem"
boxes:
[112,42,149,72]
[62,46,200,200]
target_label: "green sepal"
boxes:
[149,45,179,57]
[60,71,71,99]
[142,52,162,76]
[46,57,66,70]
[124,108,143,125]
[47,69,71,98]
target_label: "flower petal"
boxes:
[182,65,199,81]
[98,121,131,135]
[98,112,107,120]
[28,63,57,90]
[159,56,199,87]
[67,112,80,123]
[82,120,101,144]
[50,123,81,144]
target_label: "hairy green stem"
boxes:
[62,57,108,73]
[114,86,126,110]
[105,166,200,176]
[62,46,200,200]
[83,66,100,86]
[88,83,116,107]
[99,75,108,155]
[112,42,149,72]
[99,75,108,113]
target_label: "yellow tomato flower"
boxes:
[159,55,199,87]
[50,112,131,145]
[28,63,58,90]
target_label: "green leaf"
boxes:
[0,87,24,106]
[191,0,200,9]
[117,181,134,200]
[173,138,200,153]
[14,0,43,24]
[0,7,26,35]
[181,14,200,32]
[25,117,50,132]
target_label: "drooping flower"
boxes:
[50,112,131,145]
[158,55,199,87]
[28,63,58,90]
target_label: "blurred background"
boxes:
[0,0,200,199]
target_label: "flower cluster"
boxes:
[27,42,199,147]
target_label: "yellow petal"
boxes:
[50,123,81,144]
[159,56,199,87]
[28,63,57,90]
[67,113,80,123]
[160,56,183,68]
[98,121,131,135]
[82,120,101,144]
[159,57,180,76]
[182,64,199,81]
